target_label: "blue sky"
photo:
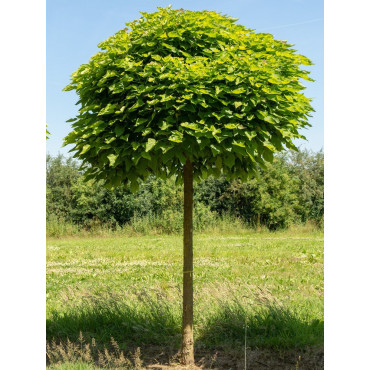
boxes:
[47,0,323,156]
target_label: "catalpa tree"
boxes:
[63,7,313,365]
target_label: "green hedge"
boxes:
[46,149,323,233]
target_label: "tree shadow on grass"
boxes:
[197,299,324,350]
[47,293,323,368]
[196,300,324,369]
[47,293,182,348]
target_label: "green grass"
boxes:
[46,211,247,238]
[48,362,99,370]
[47,226,323,366]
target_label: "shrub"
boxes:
[46,149,323,233]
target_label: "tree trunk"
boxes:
[181,159,195,365]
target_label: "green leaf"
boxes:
[147,99,159,105]
[262,148,274,162]
[159,121,171,130]
[130,179,139,193]
[169,131,183,143]
[80,144,91,155]
[264,115,275,124]
[196,137,209,150]
[256,110,266,120]
[98,104,117,115]
[232,140,245,148]
[107,154,118,167]
[168,31,179,37]
[162,148,175,163]
[128,99,145,112]
[135,117,147,126]
[115,126,125,136]
[231,88,245,94]
[142,128,152,136]
[225,75,236,82]
[224,124,237,129]
[263,142,276,151]
[181,122,199,131]
[212,132,222,143]
[212,112,223,121]
[215,156,222,169]
[210,144,221,156]
[105,137,116,144]
[245,131,257,140]
[145,138,156,152]
[176,151,187,164]
[132,142,140,151]
[142,151,152,160]
[224,154,235,168]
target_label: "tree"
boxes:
[63,7,313,365]
[220,155,300,230]
[288,149,324,226]
[46,154,81,220]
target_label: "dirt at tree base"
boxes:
[141,346,324,369]
[47,341,323,369]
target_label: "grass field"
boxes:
[46,227,324,369]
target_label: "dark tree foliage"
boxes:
[288,150,324,225]
[46,150,323,230]
[219,155,300,229]
[193,176,230,213]
[46,154,80,219]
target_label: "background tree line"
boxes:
[46,149,323,234]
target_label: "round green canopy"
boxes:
[64,7,314,191]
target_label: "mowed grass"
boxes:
[46,227,323,359]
